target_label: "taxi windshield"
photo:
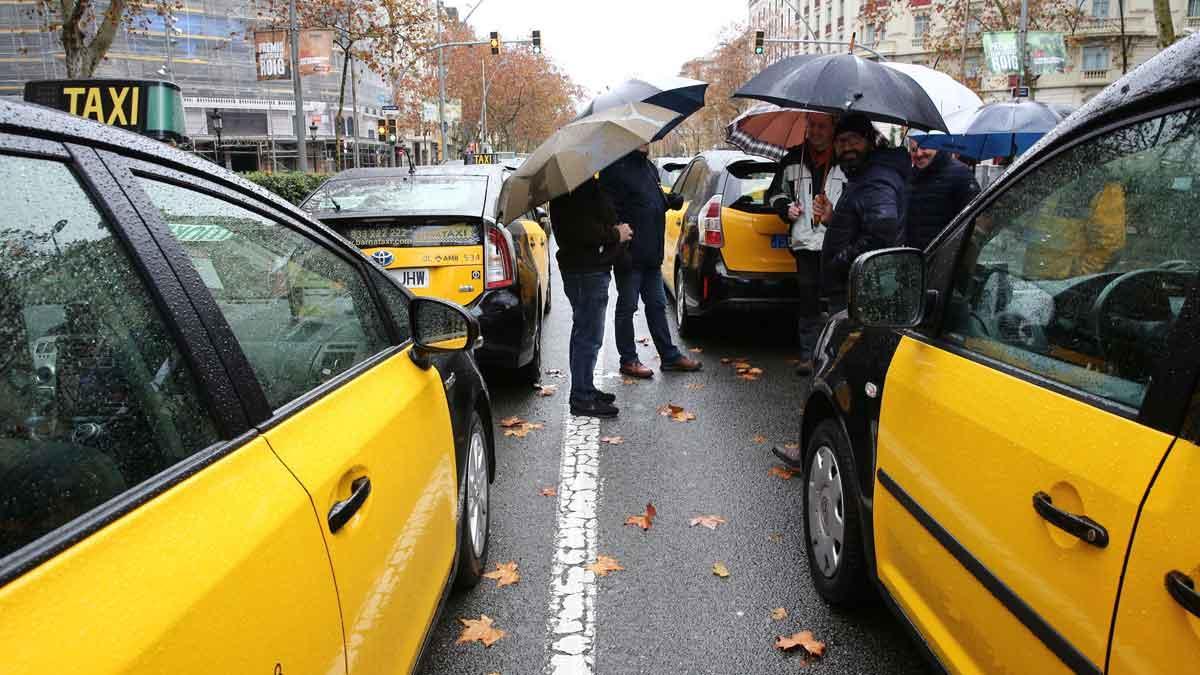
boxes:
[304,175,488,217]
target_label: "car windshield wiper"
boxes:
[329,196,342,212]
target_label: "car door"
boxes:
[0,143,344,673]
[662,159,697,289]
[121,162,459,674]
[873,104,1200,675]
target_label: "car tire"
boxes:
[543,268,553,315]
[802,418,873,607]
[519,302,543,384]
[454,412,491,590]
[675,265,698,337]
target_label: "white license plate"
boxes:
[391,268,429,288]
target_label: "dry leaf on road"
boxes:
[586,555,624,577]
[657,403,696,422]
[534,383,558,397]
[483,561,520,588]
[539,486,558,497]
[767,532,784,544]
[544,368,565,377]
[600,436,625,445]
[752,434,767,444]
[768,466,797,480]
[712,562,730,578]
[771,607,788,620]
[456,615,507,647]
[775,630,826,658]
[685,383,706,390]
[689,514,727,530]
[504,422,544,438]
[624,502,657,530]
[499,416,524,428]
[783,442,800,450]
[622,377,638,385]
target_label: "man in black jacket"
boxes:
[600,146,701,379]
[550,178,632,418]
[905,140,980,250]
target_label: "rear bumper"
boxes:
[468,287,526,368]
[693,256,804,315]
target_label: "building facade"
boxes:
[0,0,441,171]
[748,0,1198,106]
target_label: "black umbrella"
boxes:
[733,54,948,133]
[576,76,708,141]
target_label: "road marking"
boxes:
[545,345,605,674]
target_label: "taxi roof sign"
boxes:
[23,79,187,143]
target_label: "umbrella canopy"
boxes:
[724,103,812,161]
[915,100,1065,159]
[497,102,681,222]
[880,62,983,120]
[733,54,948,132]
[576,76,708,141]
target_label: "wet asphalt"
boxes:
[417,253,931,675]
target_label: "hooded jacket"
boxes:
[905,151,980,250]
[766,145,848,252]
[599,151,681,268]
[550,178,624,273]
[820,146,912,299]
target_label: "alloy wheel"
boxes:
[808,444,845,578]
[466,428,489,558]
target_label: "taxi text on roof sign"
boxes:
[23,79,187,144]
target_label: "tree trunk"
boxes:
[1152,0,1176,48]
[58,0,126,77]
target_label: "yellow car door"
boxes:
[135,176,460,674]
[662,160,698,292]
[0,151,343,674]
[872,107,1200,675]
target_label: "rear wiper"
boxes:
[329,196,342,212]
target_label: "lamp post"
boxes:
[210,110,224,167]
[309,121,319,172]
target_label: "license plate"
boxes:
[391,268,429,288]
[771,234,790,249]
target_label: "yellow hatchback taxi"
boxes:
[662,150,800,335]
[796,39,1200,674]
[0,99,497,673]
[304,165,552,382]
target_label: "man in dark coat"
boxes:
[550,178,632,418]
[599,145,701,379]
[905,140,980,250]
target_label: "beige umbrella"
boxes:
[496,102,681,222]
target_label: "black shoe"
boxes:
[570,398,619,418]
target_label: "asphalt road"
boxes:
[418,261,931,675]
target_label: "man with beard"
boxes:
[905,139,980,250]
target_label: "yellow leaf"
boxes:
[539,486,557,497]
[624,502,657,530]
[689,514,727,529]
[482,561,520,588]
[774,630,825,657]
[456,614,507,648]
[499,416,524,428]
[771,607,788,620]
[712,562,730,578]
[752,434,767,444]
[685,383,706,390]
[586,554,624,577]
[768,466,797,480]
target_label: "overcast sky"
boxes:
[455,0,748,101]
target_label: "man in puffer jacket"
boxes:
[905,140,980,250]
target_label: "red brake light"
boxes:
[486,225,514,289]
[699,194,724,248]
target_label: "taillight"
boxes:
[486,225,514,289]
[699,194,724,247]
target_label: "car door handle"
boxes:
[328,476,371,534]
[1167,571,1200,618]
[1032,491,1109,548]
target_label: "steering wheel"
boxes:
[1089,269,1194,378]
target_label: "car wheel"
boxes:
[454,412,491,590]
[802,419,872,606]
[675,265,697,337]
[519,301,543,384]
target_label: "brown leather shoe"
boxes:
[619,361,654,379]
[660,356,703,372]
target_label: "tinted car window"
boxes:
[138,179,390,409]
[374,274,413,344]
[0,156,218,558]
[944,107,1200,408]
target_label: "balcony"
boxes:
[1189,16,1200,27]
[912,36,926,47]
[1076,17,1122,34]
[1082,69,1109,80]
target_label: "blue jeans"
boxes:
[561,269,611,403]
[615,265,682,366]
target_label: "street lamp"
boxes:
[210,110,224,167]
[309,121,319,171]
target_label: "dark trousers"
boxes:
[792,249,824,360]
[561,269,611,403]
[614,264,682,367]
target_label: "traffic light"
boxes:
[489,31,500,55]
[531,30,541,54]
[376,119,387,140]
[385,118,397,144]
[754,30,765,55]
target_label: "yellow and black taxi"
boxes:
[794,37,1200,674]
[653,155,689,192]
[662,150,800,335]
[0,97,498,673]
[303,165,551,382]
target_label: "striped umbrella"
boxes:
[724,103,813,161]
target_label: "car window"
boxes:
[137,179,390,409]
[944,107,1200,408]
[672,161,698,198]
[0,156,218,558]
[680,161,710,203]
[373,273,413,344]
[723,161,779,212]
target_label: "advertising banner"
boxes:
[299,30,334,76]
[254,30,290,80]
[982,31,1067,76]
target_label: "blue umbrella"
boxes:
[576,76,708,141]
[916,100,1064,159]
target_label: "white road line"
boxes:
[544,345,606,675]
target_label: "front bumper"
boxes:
[467,287,526,369]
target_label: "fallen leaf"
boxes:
[456,614,507,647]
[685,383,706,390]
[737,373,761,381]
[544,368,565,377]
[624,502,657,530]
[636,336,651,345]
[768,466,797,480]
[658,403,696,422]
[712,562,730,578]
[689,514,727,529]
[720,357,732,364]
[483,561,520,588]
[586,554,624,577]
[771,607,788,620]
[688,347,703,353]
[767,532,784,543]
[775,630,826,658]
[539,486,557,497]
[499,416,524,428]
[600,436,625,445]
[622,377,638,385]
[534,383,558,397]
[733,361,752,371]
[783,442,801,450]
[752,434,767,444]
[504,422,544,438]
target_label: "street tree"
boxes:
[30,0,180,77]
[666,24,758,155]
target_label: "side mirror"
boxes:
[410,297,480,365]
[848,247,926,328]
